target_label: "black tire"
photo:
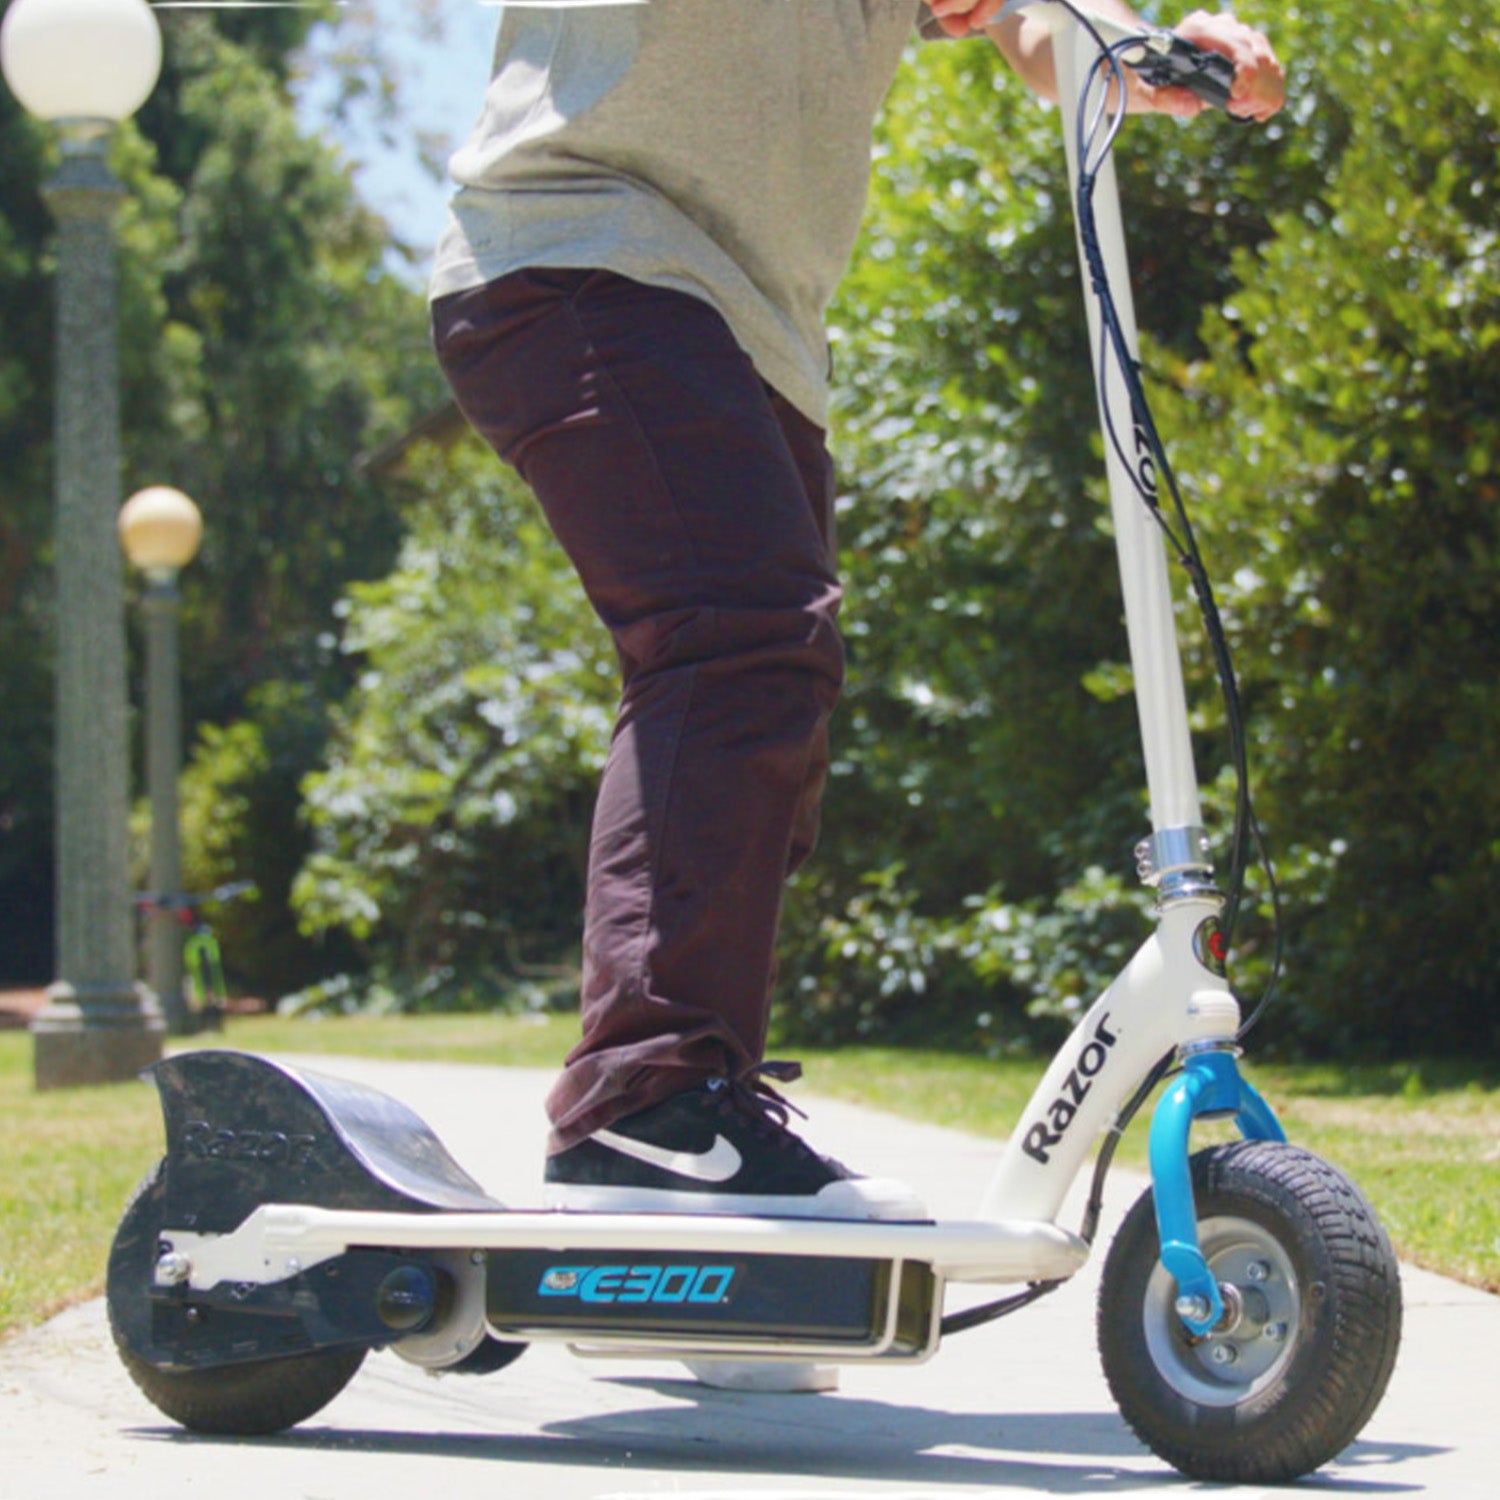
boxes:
[113,1339,366,1437]
[445,1334,529,1376]
[107,1162,366,1435]
[1098,1140,1402,1484]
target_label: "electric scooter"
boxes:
[105,5,1403,1483]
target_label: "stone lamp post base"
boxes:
[32,982,164,1090]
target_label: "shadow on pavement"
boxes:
[124,1381,1444,1494]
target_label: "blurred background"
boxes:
[0,0,1494,1062]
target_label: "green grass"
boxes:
[181,1008,581,1070]
[0,1012,576,1343]
[0,1033,167,1342]
[2,1014,1496,1345]
[799,1049,1500,1294]
[1252,1065,1500,1293]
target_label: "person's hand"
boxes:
[925,0,1007,39]
[1171,9,1285,122]
[925,4,1286,125]
[1087,8,1287,121]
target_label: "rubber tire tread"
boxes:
[114,1339,366,1437]
[445,1334,529,1376]
[1098,1140,1402,1484]
[108,1161,366,1435]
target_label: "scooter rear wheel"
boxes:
[1098,1140,1401,1483]
[107,1161,366,1434]
[114,1337,366,1437]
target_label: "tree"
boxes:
[290,438,614,1010]
[0,6,443,993]
[781,0,1500,1057]
[779,16,1302,1046]
[1159,0,1500,1054]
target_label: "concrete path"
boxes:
[2,1054,1496,1498]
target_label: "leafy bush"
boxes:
[782,1,1500,1057]
[291,440,613,1009]
[171,678,358,1000]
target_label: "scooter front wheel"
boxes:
[107,1161,366,1435]
[1098,1140,1401,1484]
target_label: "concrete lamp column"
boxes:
[119,486,203,1038]
[1,0,167,1087]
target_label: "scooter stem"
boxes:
[1050,7,1204,838]
[977,8,1256,1231]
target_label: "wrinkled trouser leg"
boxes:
[432,269,840,1152]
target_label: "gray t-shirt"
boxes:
[430,0,925,426]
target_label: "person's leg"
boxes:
[433,269,843,1147]
[436,268,920,1394]
[770,384,840,885]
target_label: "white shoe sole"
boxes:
[544,1176,928,1221]
[682,1359,838,1393]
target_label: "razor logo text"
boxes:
[538,1263,736,1305]
[1133,420,1159,501]
[180,1121,319,1169]
[1021,1013,1120,1165]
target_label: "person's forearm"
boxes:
[987,2,1150,104]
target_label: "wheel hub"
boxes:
[1145,1215,1301,1407]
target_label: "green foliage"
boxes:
[958,866,1154,1030]
[0,93,65,979]
[169,678,359,1000]
[767,2,1500,1057]
[10,0,1491,1056]
[779,28,1271,1044]
[134,15,440,712]
[784,863,974,1048]
[1,8,442,987]
[290,440,614,1009]
[1155,1,1500,1054]
[284,1,1500,1056]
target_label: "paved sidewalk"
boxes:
[3,1054,1496,1499]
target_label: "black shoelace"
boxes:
[706,1062,850,1173]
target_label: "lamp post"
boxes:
[119,486,203,1037]
[1,0,166,1087]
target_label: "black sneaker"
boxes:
[543,1068,926,1221]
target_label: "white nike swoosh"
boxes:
[593,1129,744,1185]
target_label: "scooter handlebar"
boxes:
[1125,30,1236,113]
[1007,3,1241,115]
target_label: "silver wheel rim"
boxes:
[1143,1213,1302,1408]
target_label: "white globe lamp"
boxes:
[1,0,163,128]
[120,485,204,580]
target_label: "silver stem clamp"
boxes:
[1134,825,1213,887]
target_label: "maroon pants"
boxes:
[431,270,842,1152]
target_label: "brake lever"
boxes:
[1125,30,1236,113]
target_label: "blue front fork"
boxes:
[1148,1049,1286,1336]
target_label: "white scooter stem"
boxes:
[976,7,1241,1226]
[1050,6,1205,837]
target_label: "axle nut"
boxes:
[155,1251,191,1286]
[1174,1293,1212,1324]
